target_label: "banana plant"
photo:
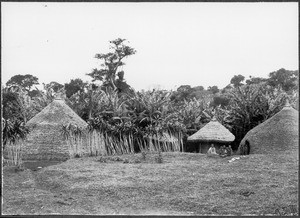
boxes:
[2,118,30,148]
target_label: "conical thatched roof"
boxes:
[187,117,235,143]
[26,99,87,128]
[238,104,298,155]
[23,98,88,160]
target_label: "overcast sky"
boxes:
[1,2,298,91]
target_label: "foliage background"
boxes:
[2,38,298,153]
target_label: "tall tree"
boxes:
[210,95,230,108]
[2,90,20,121]
[245,76,267,85]
[2,86,37,123]
[221,84,233,93]
[230,74,245,88]
[44,81,64,92]
[64,78,87,98]
[171,85,193,103]
[192,86,204,92]
[6,74,39,91]
[207,85,219,94]
[87,38,136,92]
[267,68,298,92]
[68,83,101,120]
[114,71,132,94]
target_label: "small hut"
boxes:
[187,117,235,153]
[23,94,88,160]
[238,101,298,155]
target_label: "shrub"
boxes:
[2,119,29,167]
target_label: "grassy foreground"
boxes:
[2,151,298,215]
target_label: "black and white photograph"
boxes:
[1,2,298,216]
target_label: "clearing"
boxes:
[2,152,298,215]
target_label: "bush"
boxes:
[2,119,29,149]
[2,119,29,167]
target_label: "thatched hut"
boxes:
[187,117,235,153]
[238,102,298,155]
[23,95,88,160]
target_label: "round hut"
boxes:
[23,94,88,160]
[187,117,235,153]
[238,101,298,155]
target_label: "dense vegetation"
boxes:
[2,38,299,154]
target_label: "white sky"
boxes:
[1,2,298,91]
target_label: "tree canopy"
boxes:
[64,78,87,98]
[3,35,298,154]
[6,74,39,91]
[230,74,245,88]
[44,81,64,93]
[267,68,298,92]
[245,76,267,85]
[87,38,136,93]
[207,86,219,94]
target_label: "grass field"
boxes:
[2,151,298,215]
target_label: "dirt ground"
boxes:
[2,152,299,215]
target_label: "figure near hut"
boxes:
[207,144,234,158]
[219,145,233,157]
[207,144,218,157]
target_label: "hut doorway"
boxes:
[244,140,250,155]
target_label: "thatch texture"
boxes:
[187,117,235,143]
[238,105,299,155]
[26,99,87,128]
[23,99,88,160]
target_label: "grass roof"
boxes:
[23,99,88,160]
[187,117,235,143]
[26,99,87,129]
[238,105,299,154]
